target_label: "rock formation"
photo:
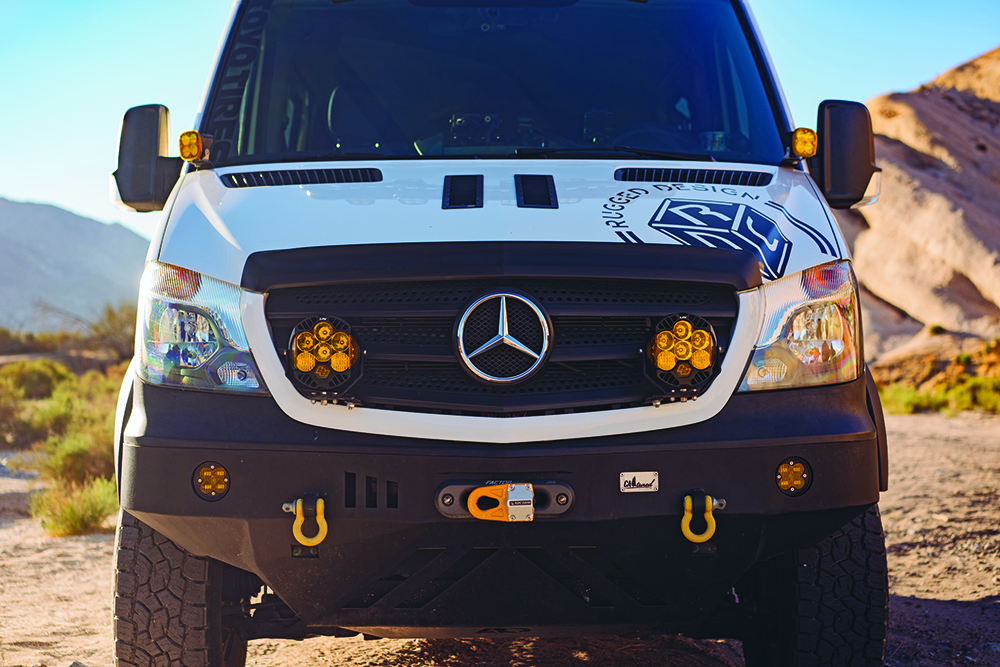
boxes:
[852,47,1000,342]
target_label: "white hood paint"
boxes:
[157,160,845,287]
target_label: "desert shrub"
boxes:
[953,377,1000,413]
[0,358,73,399]
[0,328,83,355]
[879,377,1000,415]
[879,384,947,414]
[88,301,137,362]
[0,376,26,445]
[928,324,946,335]
[42,429,115,486]
[27,389,77,439]
[28,363,124,536]
[31,478,118,536]
[955,353,973,366]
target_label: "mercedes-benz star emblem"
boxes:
[456,292,550,385]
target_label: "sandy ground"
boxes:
[1,412,998,667]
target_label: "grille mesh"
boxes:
[283,279,716,309]
[360,361,647,397]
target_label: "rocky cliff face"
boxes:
[852,47,1000,343]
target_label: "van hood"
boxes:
[156,160,846,288]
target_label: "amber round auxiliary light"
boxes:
[291,319,361,383]
[672,320,692,340]
[295,331,317,352]
[647,315,718,391]
[691,348,712,370]
[655,350,677,371]
[295,351,316,373]
[776,458,812,496]
[179,130,204,162]
[314,322,334,341]
[193,461,229,500]
[313,343,333,362]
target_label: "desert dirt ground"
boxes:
[1,412,998,667]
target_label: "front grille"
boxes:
[265,277,736,415]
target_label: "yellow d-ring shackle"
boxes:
[681,494,716,543]
[292,497,328,547]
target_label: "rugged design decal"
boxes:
[648,199,792,280]
[764,201,837,257]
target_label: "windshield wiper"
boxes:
[297,152,387,161]
[513,145,713,161]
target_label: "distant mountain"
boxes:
[845,46,1000,349]
[0,199,149,331]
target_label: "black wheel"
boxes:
[739,505,889,667]
[113,510,258,667]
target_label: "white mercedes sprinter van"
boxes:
[111,1,888,665]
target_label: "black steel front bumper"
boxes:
[118,373,884,638]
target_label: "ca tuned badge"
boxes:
[620,471,659,493]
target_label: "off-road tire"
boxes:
[740,505,889,667]
[113,510,249,667]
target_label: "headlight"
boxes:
[739,260,860,392]
[136,262,268,394]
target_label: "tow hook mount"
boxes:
[282,493,328,547]
[681,488,726,544]
[436,480,574,520]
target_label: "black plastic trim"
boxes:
[865,369,889,492]
[615,168,773,186]
[442,175,483,209]
[731,0,794,136]
[514,174,558,208]
[241,242,763,293]
[220,168,383,188]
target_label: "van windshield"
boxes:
[203,0,786,166]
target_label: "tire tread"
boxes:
[112,511,225,667]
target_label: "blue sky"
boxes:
[1,0,998,240]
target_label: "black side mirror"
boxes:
[812,100,881,209]
[112,105,184,212]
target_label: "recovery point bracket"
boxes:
[435,480,574,520]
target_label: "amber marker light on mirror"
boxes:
[179,130,204,162]
[194,462,229,500]
[791,128,817,158]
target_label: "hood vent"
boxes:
[515,174,558,209]
[615,168,772,187]
[221,168,383,189]
[442,175,483,209]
